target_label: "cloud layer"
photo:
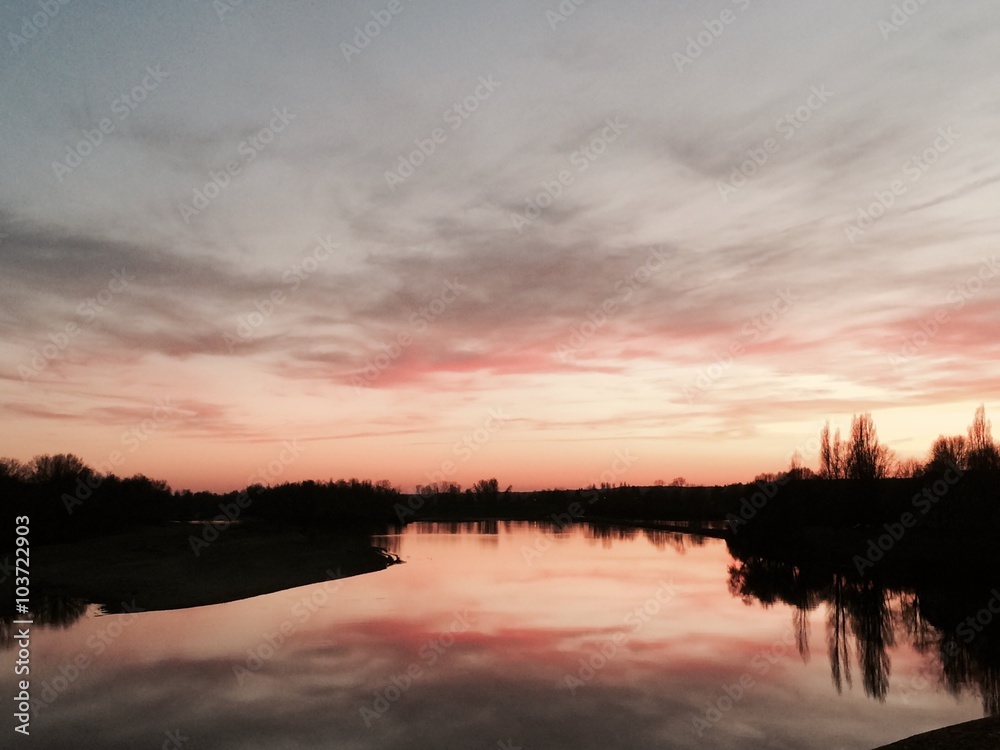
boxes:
[1,0,998,490]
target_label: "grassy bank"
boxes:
[10,522,399,614]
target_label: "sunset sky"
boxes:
[1,0,998,492]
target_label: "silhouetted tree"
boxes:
[29,453,93,483]
[892,458,924,478]
[472,477,500,500]
[0,458,29,481]
[967,404,1000,472]
[845,414,894,480]
[754,472,781,483]
[928,434,968,472]
[820,422,847,479]
[784,452,816,480]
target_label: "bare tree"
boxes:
[928,435,967,472]
[28,453,92,483]
[785,451,815,480]
[833,428,846,478]
[967,404,1000,472]
[0,458,29,481]
[845,414,894,480]
[820,422,847,479]
[892,458,924,479]
[472,477,500,501]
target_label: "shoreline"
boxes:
[12,523,398,615]
[872,716,1000,749]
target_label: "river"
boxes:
[2,521,987,748]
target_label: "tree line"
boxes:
[1,404,997,543]
[817,404,999,480]
[0,455,404,543]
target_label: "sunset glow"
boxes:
[2,1,998,492]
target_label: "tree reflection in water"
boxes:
[728,553,1000,715]
[9,520,998,720]
[1,593,89,648]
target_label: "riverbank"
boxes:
[873,716,1000,749]
[19,522,398,613]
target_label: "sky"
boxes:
[1,0,998,492]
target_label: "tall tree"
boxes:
[928,435,967,472]
[845,414,894,480]
[966,404,1000,472]
[820,422,846,479]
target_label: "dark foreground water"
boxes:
[1,522,987,749]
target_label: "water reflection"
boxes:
[0,594,89,648]
[1,522,991,748]
[582,523,712,554]
[727,551,1000,715]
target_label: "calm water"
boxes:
[1,522,986,749]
